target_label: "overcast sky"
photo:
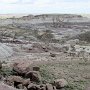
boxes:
[0,0,90,14]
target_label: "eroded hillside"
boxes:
[0,14,90,90]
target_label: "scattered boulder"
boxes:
[54,79,68,89]
[46,83,54,90]
[25,71,41,82]
[12,60,33,77]
[28,83,40,90]
[5,76,23,87]
[53,86,57,90]
[42,47,48,52]
[40,84,46,90]
[33,67,40,71]
[0,82,22,90]
[3,63,68,90]
[24,86,27,90]
[13,63,26,76]
[50,53,56,57]
[17,84,23,89]
[22,79,31,87]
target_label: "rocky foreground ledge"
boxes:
[0,62,68,90]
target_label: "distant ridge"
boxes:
[0,14,29,19]
[19,14,83,20]
[1,14,90,19]
[82,14,90,18]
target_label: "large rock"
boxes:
[25,71,41,82]
[46,83,54,90]
[13,63,26,76]
[28,83,40,90]
[54,79,68,89]
[17,84,23,89]
[0,82,22,90]
[13,62,33,76]
[5,76,24,87]
[22,79,31,87]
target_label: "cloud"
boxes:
[21,0,35,4]
[0,0,90,14]
[0,0,20,3]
